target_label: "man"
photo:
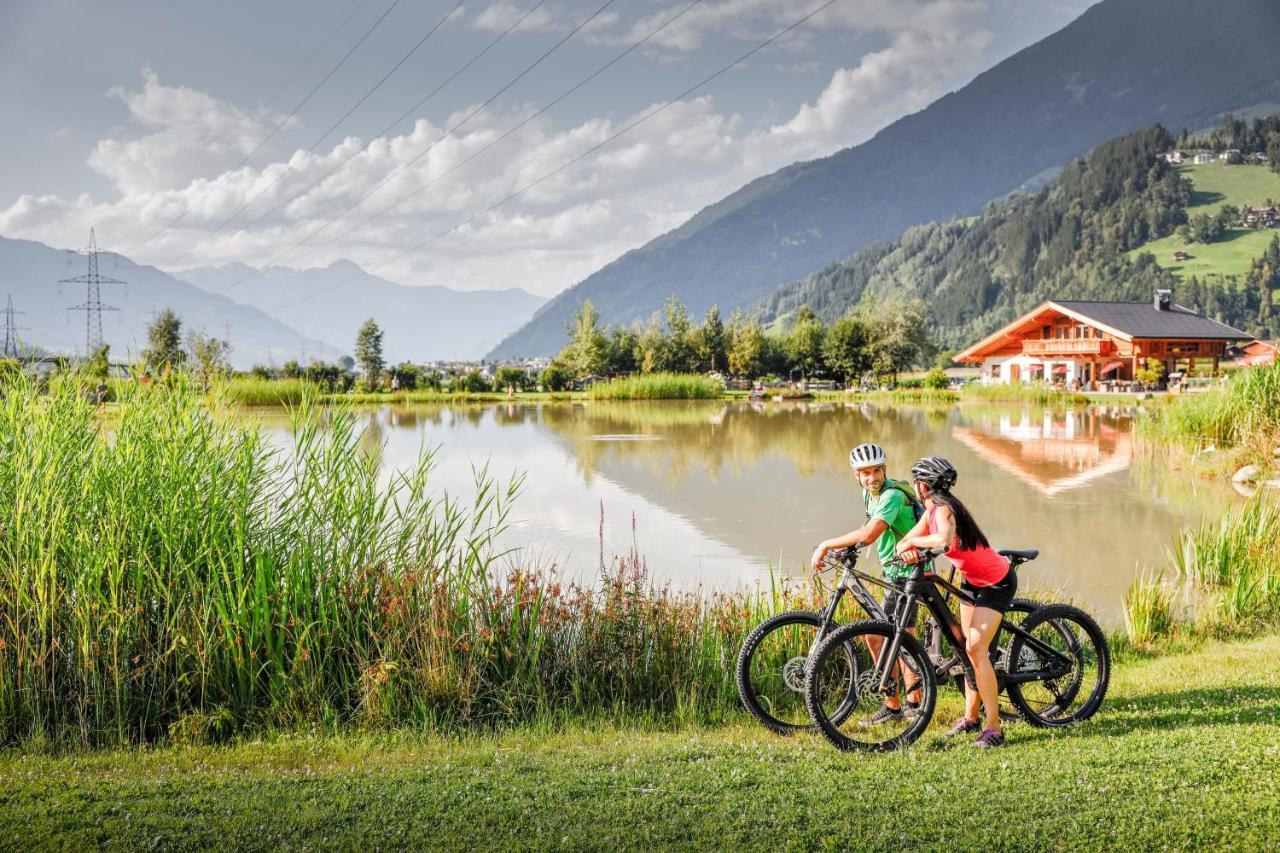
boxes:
[810,442,922,722]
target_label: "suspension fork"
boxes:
[809,582,846,656]
[876,591,918,692]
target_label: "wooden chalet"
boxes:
[954,290,1251,388]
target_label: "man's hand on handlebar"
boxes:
[810,544,829,573]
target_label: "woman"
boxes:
[895,456,1016,748]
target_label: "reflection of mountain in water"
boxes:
[951,410,1134,497]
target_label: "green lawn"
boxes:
[1132,162,1280,280]
[3,634,1278,850]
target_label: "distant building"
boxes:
[1218,148,1242,163]
[1173,250,1189,261]
[1243,206,1277,228]
[1161,150,1185,164]
[1193,152,1215,164]
[1240,341,1277,367]
[953,290,1251,387]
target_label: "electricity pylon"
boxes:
[60,228,125,353]
[3,295,27,357]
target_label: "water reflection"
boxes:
[249,400,1239,627]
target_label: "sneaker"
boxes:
[944,717,981,738]
[972,728,1007,749]
[859,704,904,726]
[902,700,922,721]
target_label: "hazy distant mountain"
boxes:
[0,234,339,369]
[178,261,546,363]
[489,0,1280,357]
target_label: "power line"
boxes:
[124,0,397,257]
[228,0,549,242]
[273,0,707,271]
[161,0,460,270]
[61,228,125,354]
[271,0,844,314]
[218,0,620,294]
[262,0,375,111]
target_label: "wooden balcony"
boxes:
[1022,339,1113,357]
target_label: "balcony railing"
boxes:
[1022,339,1112,356]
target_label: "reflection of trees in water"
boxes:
[537,401,941,487]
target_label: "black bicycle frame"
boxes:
[872,563,1075,691]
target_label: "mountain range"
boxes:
[0,234,341,369]
[488,0,1280,358]
[177,261,545,363]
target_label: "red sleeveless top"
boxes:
[926,505,1009,587]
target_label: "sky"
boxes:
[0,0,1096,298]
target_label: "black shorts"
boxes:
[962,570,1017,612]
[882,582,919,627]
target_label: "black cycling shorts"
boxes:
[961,569,1017,612]
[882,582,919,628]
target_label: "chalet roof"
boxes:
[1052,301,1249,339]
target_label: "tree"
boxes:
[822,313,871,386]
[606,326,640,374]
[862,297,934,383]
[354,318,385,390]
[727,313,766,379]
[565,300,608,378]
[186,332,229,387]
[142,309,184,373]
[85,344,110,381]
[784,308,826,380]
[1135,357,1165,388]
[539,361,571,391]
[493,365,533,392]
[661,296,698,372]
[696,306,728,373]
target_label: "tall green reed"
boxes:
[587,373,724,400]
[0,373,804,747]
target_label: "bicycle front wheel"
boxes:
[804,620,937,752]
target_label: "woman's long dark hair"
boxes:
[929,488,990,552]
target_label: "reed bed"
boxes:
[1125,497,1280,643]
[223,377,318,406]
[587,373,724,401]
[0,374,809,748]
[1138,361,1280,454]
[958,383,1088,406]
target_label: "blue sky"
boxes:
[1,0,1094,296]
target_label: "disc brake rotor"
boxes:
[782,657,808,693]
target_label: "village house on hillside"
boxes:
[1243,206,1277,228]
[954,290,1252,389]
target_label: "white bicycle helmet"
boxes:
[848,443,887,470]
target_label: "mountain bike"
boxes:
[734,544,1043,734]
[802,547,1110,751]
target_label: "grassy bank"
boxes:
[0,373,796,749]
[4,633,1278,849]
[1137,361,1280,460]
[1125,496,1280,646]
[223,376,318,406]
[959,382,1089,405]
[587,372,724,400]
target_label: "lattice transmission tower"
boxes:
[60,228,125,353]
[3,295,28,358]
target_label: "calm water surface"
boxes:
[255,400,1239,626]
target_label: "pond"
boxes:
[254,399,1238,627]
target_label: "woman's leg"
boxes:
[965,605,1005,732]
[959,601,981,722]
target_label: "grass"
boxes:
[0,371,808,749]
[3,633,1278,849]
[1130,162,1280,280]
[586,372,724,400]
[1138,360,1280,459]
[222,376,318,406]
[958,382,1089,405]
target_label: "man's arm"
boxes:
[811,519,888,570]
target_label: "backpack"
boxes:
[863,478,924,527]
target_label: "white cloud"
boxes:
[1,1,994,298]
[86,69,279,195]
[472,2,557,33]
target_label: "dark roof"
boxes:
[1051,301,1250,340]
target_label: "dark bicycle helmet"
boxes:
[848,442,887,470]
[911,455,958,491]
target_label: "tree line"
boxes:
[544,295,936,389]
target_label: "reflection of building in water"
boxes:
[952,409,1132,497]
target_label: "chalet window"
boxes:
[1042,325,1051,339]
[1094,328,1102,339]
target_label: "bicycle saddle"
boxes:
[998,549,1039,564]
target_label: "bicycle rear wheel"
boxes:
[1005,603,1110,728]
[804,620,937,752]
[736,609,853,734]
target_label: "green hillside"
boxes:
[1131,162,1280,279]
